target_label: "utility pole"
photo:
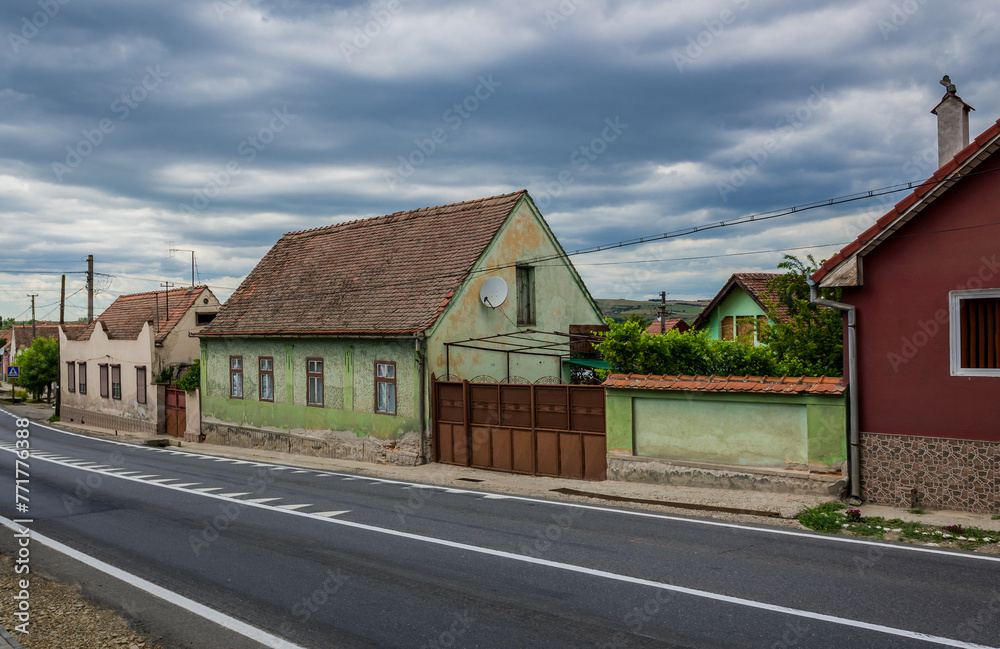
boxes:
[87,254,94,322]
[160,281,175,320]
[59,275,66,324]
[658,291,668,334]
[27,294,37,341]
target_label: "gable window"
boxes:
[307,358,323,406]
[516,264,535,326]
[99,364,109,398]
[196,312,216,325]
[66,361,76,392]
[950,290,1000,376]
[111,365,121,400]
[230,356,243,398]
[259,357,274,402]
[78,363,87,395]
[375,361,396,415]
[136,367,147,404]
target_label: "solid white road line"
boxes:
[276,504,311,510]
[313,511,350,518]
[217,492,252,498]
[245,497,281,504]
[192,487,223,492]
[0,516,309,649]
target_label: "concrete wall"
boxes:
[606,388,846,469]
[703,288,767,343]
[59,321,158,428]
[426,197,604,383]
[200,337,420,441]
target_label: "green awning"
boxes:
[562,358,612,370]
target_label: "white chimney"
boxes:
[930,75,974,168]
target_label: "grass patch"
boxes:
[797,503,999,549]
[47,414,60,423]
[907,508,926,515]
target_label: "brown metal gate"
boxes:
[165,388,186,438]
[433,378,606,480]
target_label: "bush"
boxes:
[175,359,200,392]
[797,502,846,534]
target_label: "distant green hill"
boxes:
[594,298,709,324]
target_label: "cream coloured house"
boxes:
[59,286,220,433]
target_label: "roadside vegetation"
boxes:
[798,502,999,551]
[593,255,845,378]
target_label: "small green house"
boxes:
[196,190,604,465]
[692,273,785,345]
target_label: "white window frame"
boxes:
[949,288,1000,377]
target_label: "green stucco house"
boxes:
[196,190,604,465]
[691,272,786,345]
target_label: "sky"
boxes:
[1,0,998,323]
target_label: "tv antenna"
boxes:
[168,242,197,288]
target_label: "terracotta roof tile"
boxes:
[79,287,211,343]
[814,117,1000,284]
[644,318,689,334]
[692,272,787,330]
[8,322,87,350]
[201,191,528,336]
[603,373,846,395]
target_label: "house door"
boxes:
[165,388,186,437]
[432,377,607,480]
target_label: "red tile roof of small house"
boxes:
[644,318,689,334]
[8,322,87,349]
[813,116,1000,286]
[603,373,846,395]
[691,272,787,330]
[78,286,212,344]
[200,191,536,336]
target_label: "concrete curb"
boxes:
[0,626,25,649]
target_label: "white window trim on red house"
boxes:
[949,288,1000,377]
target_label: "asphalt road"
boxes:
[1,409,999,649]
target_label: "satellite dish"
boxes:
[479,277,508,308]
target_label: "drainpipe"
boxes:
[807,277,861,503]
[414,333,427,465]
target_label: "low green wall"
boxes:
[606,388,846,468]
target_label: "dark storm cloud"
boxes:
[1,0,998,317]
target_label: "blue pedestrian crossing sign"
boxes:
[6,366,19,379]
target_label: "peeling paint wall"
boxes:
[200,337,419,440]
[427,198,604,383]
[59,321,158,425]
[158,288,221,371]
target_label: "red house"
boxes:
[813,78,1000,513]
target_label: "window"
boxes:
[307,358,323,406]
[516,265,535,326]
[230,356,243,398]
[79,363,87,395]
[196,312,216,325]
[720,316,735,341]
[136,367,147,404]
[111,365,121,400]
[259,357,274,401]
[375,361,396,414]
[950,290,1000,376]
[99,364,109,398]
[66,362,76,392]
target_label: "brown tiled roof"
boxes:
[691,273,787,329]
[78,286,211,344]
[644,318,689,334]
[603,373,846,395]
[813,116,1000,286]
[8,322,87,349]
[201,191,529,336]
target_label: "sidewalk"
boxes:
[6,399,1000,533]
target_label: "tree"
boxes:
[759,255,844,376]
[11,336,59,401]
[176,359,201,392]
